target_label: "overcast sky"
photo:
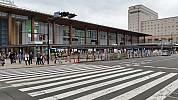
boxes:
[13,0,178,30]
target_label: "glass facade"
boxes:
[87,30,97,45]
[109,33,116,45]
[0,11,144,49]
[62,25,70,44]
[0,18,8,45]
[73,29,85,45]
[100,31,107,45]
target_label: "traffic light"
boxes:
[39,34,42,40]
[43,34,45,40]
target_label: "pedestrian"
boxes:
[18,53,23,64]
[40,54,44,65]
[54,53,57,64]
[14,53,17,63]
[36,52,40,65]
[0,52,6,66]
[9,52,14,64]
[24,53,30,65]
[58,51,62,63]
[29,52,33,64]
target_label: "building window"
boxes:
[148,39,152,43]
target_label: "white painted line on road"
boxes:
[146,78,178,100]
[133,64,140,66]
[7,65,118,84]
[1,65,115,81]
[12,67,125,87]
[74,72,165,100]
[28,69,142,97]
[39,71,153,100]
[110,73,177,100]
[143,66,155,68]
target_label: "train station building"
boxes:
[0,2,152,57]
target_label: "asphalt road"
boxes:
[0,55,178,100]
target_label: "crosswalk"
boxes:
[0,64,178,100]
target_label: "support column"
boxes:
[140,48,143,57]
[8,13,12,45]
[68,24,72,56]
[137,36,139,44]
[31,17,35,41]
[69,24,72,45]
[97,28,100,45]
[116,33,118,45]
[107,31,110,45]
[124,33,126,46]
[132,48,134,58]
[40,47,42,54]
[131,35,133,45]
[126,49,128,58]
[143,36,146,43]
[85,27,87,45]
[52,21,56,44]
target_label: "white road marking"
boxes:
[74,72,165,100]
[7,65,119,84]
[28,69,142,97]
[110,73,177,100]
[146,79,178,100]
[18,67,127,91]
[39,71,153,100]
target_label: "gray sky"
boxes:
[13,0,178,30]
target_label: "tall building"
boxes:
[128,4,158,32]
[128,4,178,44]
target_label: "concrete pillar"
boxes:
[85,27,87,45]
[52,21,56,44]
[143,36,146,43]
[8,13,12,45]
[69,24,72,45]
[40,46,42,54]
[31,17,35,41]
[140,48,143,57]
[132,48,134,58]
[137,36,139,44]
[107,31,110,45]
[124,33,126,46]
[97,28,100,45]
[116,33,118,45]
[131,35,133,45]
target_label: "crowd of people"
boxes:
[0,51,47,66]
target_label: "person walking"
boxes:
[29,52,33,64]
[9,52,14,64]
[36,52,40,65]
[24,53,30,65]
[0,52,6,66]
[40,54,44,65]
[18,53,23,64]
[58,51,62,63]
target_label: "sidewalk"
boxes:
[0,59,71,70]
